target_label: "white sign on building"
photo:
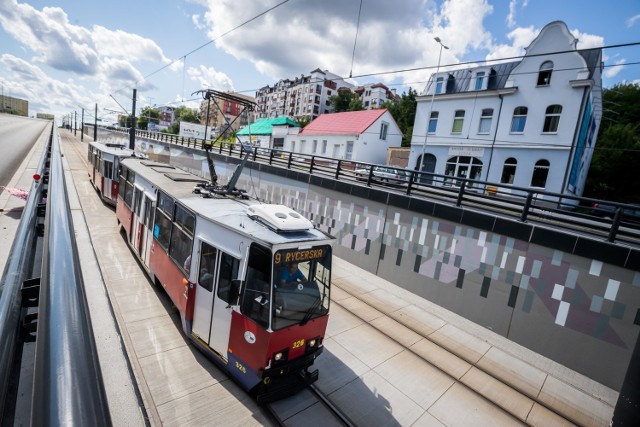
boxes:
[179,122,211,140]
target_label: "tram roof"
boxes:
[89,140,137,157]
[121,158,333,246]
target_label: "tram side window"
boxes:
[143,197,154,229]
[123,169,135,208]
[153,192,173,250]
[241,244,272,327]
[218,252,240,303]
[118,167,127,199]
[168,204,195,275]
[198,243,218,292]
[104,161,113,180]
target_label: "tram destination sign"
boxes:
[275,247,326,266]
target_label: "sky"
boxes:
[0,0,638,124]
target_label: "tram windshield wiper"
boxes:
[301,297,322,325]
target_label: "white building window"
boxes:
[345,142,354,160]
[510,107,528,133]
[501,157,517,184]
[475,72,485,90]
[531,159,550,188]
[537,61,553,86]
[542,105,562,133]
[380,122,388,140]
[478,108,493,134]
[452,110,465,134]
[322,140,327,154]
[428,111,439,134]
[435,76,444,94]
[312,140,318,153]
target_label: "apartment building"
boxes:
[254,68,354,120]
[355,83,399,109]
[200,92,255,138]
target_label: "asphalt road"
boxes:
[0,114,50,192]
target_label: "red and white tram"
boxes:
[87,140,141,206]
[115,157,335,402]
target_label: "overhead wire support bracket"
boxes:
[192,89,257,197]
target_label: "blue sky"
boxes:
[0,0,638,123]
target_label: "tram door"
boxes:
[192,240,240,357]
[130,186,144,256]
[140,195,155,266]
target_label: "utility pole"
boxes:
[74,111,77,136]
[129,88,137,150]
[81,108,84,141]
[94,103,98,141]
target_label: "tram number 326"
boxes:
[235,362,247,374]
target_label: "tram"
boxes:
[87,140,143,206]
[115,153,335,402]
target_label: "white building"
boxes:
[286,109,402,164]
[255,68,354,120]
[409,21,602,199]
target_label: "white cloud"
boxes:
[506,0,528,28]
[0,0,169,80]
[187,65,235,91]
[627,14,640,28]
[604,59,626,79]
[192,14,206,30]
[0,53,96,116]
[486,26,537,63]
[198,0,495,92]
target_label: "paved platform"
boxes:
[2,126,619,426]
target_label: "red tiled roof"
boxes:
[299,109,388,135]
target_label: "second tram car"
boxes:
[87,140,142,206]
[115,157,335,402]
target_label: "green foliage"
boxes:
[136,106,160,130]
[165,122,180,134]
[173,106,200,123]
[328,91,363,112]
[118,115,133,127]
[382,88,417,147]
[295,115,312,128]
[585,83,640,202]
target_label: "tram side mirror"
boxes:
[227,279,242,308]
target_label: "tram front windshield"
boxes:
[239,244,331,330]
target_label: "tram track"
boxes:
[329,279,601,426]
[263,383,355,427]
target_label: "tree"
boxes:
[328,90,363,112]
[137,106,160,130]
[382,88,417,147]
[584,83,640,202]
[164,106,200,134]
[295,115,312,128]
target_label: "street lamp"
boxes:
[419,37,448,181]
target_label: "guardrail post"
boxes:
[521,192,534,222]
[456,181,466,206]
[608,208,622,242]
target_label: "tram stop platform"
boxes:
[1,127,618,426]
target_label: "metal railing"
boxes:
[98,125,640,246]
[0,124,49,423]
[31,127,112,425]
[0,125,112,425]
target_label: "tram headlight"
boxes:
[306,336,322,353]
[272,348,289,366]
